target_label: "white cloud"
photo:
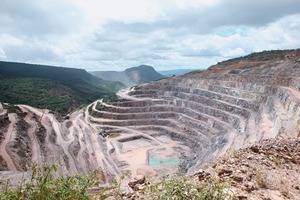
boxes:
[0,0,299,71]
[0,48,6,59]
[222,48,246,58]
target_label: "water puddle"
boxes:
[147,148,180,167]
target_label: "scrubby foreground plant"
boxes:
[142,176,236,200]
[0,164,100,200]
[0,164,236,200]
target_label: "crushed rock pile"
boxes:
[196,138,300,200]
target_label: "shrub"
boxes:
[143,176,236,200]
[0,164,236,200]
[256,172,268,189]
[103,94,118,104]
[0,164,100,200]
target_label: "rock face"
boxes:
[197,138,300,199]
[1,49,300,183]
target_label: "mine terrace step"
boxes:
[90,117,216,142]
[160,91,249,124]
[131,86,261,112]
[163,90,252,119]
[170,98,243,130]
[94,102,232,132]
[91,114,218,137]
[110,99,169,107]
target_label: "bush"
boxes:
[103,94,118,104]
[0,164,236,199]
[143,176,236,200]
[0,164,100,200]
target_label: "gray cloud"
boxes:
[88,0,300,70]
[213,0,300,27]
[101,0,300,36]
[3,41,62,64]
[182,49,222,58]
[0,0,83,37]
[0,0,299,71]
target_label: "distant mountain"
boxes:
[91,65,165,87]
[159,69,196,77]
[0,61,125,113]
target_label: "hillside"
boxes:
[159,68,196,77]
[0,49,300,198]
[91,65,165,87]
[0,61,125,113]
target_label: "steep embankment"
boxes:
[203,137,300,199]
[0,49,300,186]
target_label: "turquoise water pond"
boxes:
[148,157,180,167]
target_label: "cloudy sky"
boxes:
[0,0,300,71]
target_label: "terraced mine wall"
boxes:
[0,49,300,181]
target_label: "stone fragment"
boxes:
[232,175,244,182]
[240,166,248,173]
[128,175,146,190]
[250,146,260,153]
[194,169,210,181]
[237,193,248,200]
[218,168,233,176]
[243,181,256,192]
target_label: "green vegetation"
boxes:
[103,94,118,104]
[143,176,235,200]
[0,61,125,113]
[95,102,104,110]
[88,104,102,118]
[0,75,76,113]
[88,94,118,117]
[0,163,236,200]
[5,104,23,114]
[0,164,100,200]
[220,49,292,64]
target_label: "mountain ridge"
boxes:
[91,65,165,87]
[159,69,196,77]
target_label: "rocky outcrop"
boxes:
[196,138,300,199]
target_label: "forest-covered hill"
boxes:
[91,65,165,87]
[0,61,125,113]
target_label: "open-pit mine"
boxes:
[1,49,300,183]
